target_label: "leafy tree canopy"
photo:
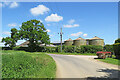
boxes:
[2,28,19,48]
[115,38,120,43]
[19,19,50,51]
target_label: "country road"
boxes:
[48,54,119,78]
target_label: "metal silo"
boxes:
[64,38,73,46]
[89,36,104,46]
[73,37,86,46]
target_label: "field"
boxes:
[2,50,56,78]
[96,58,120,66]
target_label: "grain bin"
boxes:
[64,38,73,46]
[73,37,86,46]
[89,36,104,46]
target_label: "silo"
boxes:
[73,37,86,46]
[64,38,73,46]
[89,36,104,46]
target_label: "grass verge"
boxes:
[2,50,56,78]
[96,58,120,66]
[47,52,96,56]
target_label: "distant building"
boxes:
[18,36,104,47]
[64,36,104,46]
[17,41,57,47]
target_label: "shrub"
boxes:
[42,47,57,53]
[115,38,120,43]
[62,45,103,53]
[2,47,12,50]
[64,46,75,53]
[75,46,81,53]
[13,47,29,51]
[113,43,120,59]
[103,45,114,52]
[79,45,103,53]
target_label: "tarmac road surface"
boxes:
[48,54,119,79]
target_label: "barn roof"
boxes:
[74,37,85,40]
[65,38,73,41]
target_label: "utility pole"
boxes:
[58,27,63,52]
[60,27,63,52]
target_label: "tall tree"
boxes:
[2,28,19,48]
[19,19,50,51]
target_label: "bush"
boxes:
[64,46,75,53]
[103,45,114,52]
[42,47,57,53]
[13,47,29,51]
[113,43,120,59]
[79,45,103,53]
[115,38,120,43]
[61,45,103,53]
[2,47,12,50]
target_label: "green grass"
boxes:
[96,58,120,66]
[47,52,96,56]
[2,50,56,78]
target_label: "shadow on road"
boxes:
[87,68,120,80]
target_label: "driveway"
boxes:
[48,54,119,78]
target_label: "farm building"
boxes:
[64,38,73,46]
[17,41,57,47]
[86,36,104,46]
[73,37,86,46]
[17,36,104,47]
[64,36,104,46]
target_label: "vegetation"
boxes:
[47,52,96,56]
[2,50,56,78]
[103,44,114,52]
[2,19,50,52]
[19,20,50,52]
[2,28,19,48]
[113,38,120,59]
[96,58,120,66]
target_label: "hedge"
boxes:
[113,43,120,59]
[103,45,114,52]
[2,45,103,53]
[75,45,103,53]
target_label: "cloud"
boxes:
[68,19,75,24]
[46,29,51,32]
[45,14,63,22]
[0,37,2,41]
[50,34,54,37]
[19,25,22,27]
[0,3,2,7]
[83,34,88,37]
[3,31,11,35]
[38,19,43,23]
[71,32,82,37]
[8,23,17,27]
[9,2,18,8]
[30,5,50,16]
[47,24,50,26]
[1,2,18,8]
[63,24,79,28]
